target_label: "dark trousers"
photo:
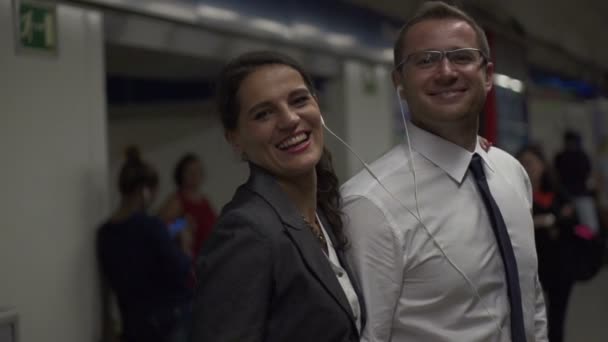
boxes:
[543,275,574,342]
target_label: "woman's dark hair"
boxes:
[564,130,581,147]
[516,144,557,193]
[216,50,347,250]
[118,146,158,196]
[174,153,200,188]
[316,147,347,249]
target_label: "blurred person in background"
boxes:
[97,147,193,342]
[554,130,592,197]
[190,51,365,342]
[517,144,578,342]
[554,130,600,234]
[159,153,216,258]
[597,137,608,209]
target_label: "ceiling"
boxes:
[102,0,607,87]
[346,0,608,83]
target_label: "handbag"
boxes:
[571,224,606,282]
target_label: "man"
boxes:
[554,130,592,198]
[342,2,548,341]
[554,130,600,233]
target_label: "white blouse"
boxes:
[317,213,362,333]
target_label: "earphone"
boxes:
[394,85,422,219]
[321,86,504,336]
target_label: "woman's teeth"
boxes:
[278,133,308,150]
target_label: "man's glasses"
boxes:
[396,48,487,70]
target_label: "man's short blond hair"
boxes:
[393,1,490,70]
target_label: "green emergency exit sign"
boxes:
[14,0,57,54]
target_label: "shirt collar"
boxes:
[407,122,495,184]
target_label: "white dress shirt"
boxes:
[341,123,548,342]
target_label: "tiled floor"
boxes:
[566,267,608,341]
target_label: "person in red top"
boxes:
[160,153,217,258]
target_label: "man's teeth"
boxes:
[278,133,308,149]
[435,90,463,96]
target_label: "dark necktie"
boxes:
[469,153,527,342]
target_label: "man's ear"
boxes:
[392,69,404,98]
[391,69,400,89]
[484,61,494,93]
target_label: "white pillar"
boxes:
[342,60,395,177]
[0,2,108,342]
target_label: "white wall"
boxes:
[343,60,395,177]
[107,102,249,212]
[0,3,108,342]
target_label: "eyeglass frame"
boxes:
[394,48,488,71]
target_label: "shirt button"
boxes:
[337,271,344,277]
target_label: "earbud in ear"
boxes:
[320,115,325,126]
[396,85,404,101]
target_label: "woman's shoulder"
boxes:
[216,187,284,237]
[102,211,160,227]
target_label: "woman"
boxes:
[191,51,365,342]
[517,144,577,342]
[97,147,193,342]
[159,153,217,258]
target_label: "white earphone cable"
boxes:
[393,89,502,335]
[321,90,503,335]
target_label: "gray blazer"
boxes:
[191,163,366,342]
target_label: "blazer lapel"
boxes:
[245,164,355,322]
